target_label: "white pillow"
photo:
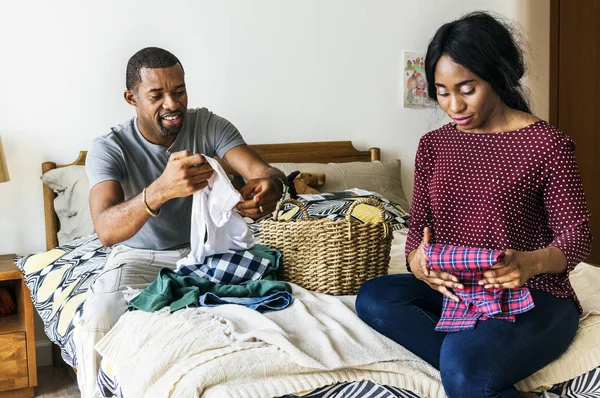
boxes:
[41,165,94,246]
[271,160,409,211]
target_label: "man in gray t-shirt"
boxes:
[76,47,285,397]
[86,107,248,250]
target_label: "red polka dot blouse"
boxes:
[405,121,592,310]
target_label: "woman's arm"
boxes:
[543,137,592,270]
[405,136,435,268]
[405,135,463,299]
[481,137,592,288]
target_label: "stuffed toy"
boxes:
[287,171,326,197]
[0,287,16,317]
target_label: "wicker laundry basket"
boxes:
[259,198,392,295]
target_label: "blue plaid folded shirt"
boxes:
[176,245,280,285]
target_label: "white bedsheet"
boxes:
[95,232,600,397]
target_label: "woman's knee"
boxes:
[440,345,517,398]
[357,274,401,308]
[356,276,387,323]
[441,360,498,398]
[356,274,423,324]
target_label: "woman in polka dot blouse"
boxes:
[356,11,592,398]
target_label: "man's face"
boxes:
[125,64,188,142]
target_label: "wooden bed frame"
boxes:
[40,140,379,366]
[41,141,380,250]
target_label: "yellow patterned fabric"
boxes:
[16,234,110,367]
[274,191,409,232]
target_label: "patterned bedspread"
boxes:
[97,377,425,398]
[97,360,600,398]
[15,234,110,367]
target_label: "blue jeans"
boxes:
[355,274,579,398]
[198,291,294,312]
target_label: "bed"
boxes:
[15,141,600,397]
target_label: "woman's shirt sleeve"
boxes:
[543,137,592,271]
[405,135,435,270]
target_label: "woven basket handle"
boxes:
[346,198,390,239]
[273,198,311,220]
[346,198,386,222]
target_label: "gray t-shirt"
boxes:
[86,107,246,250]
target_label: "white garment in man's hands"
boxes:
[178,156,255,267]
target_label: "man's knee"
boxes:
[80,291,127,332]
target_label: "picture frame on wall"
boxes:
[403,51,435,108]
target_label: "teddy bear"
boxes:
[0,287,16,317]
[287,171,326,197]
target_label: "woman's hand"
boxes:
[409,227,463,302]
[480,249,537,289]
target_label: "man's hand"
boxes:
[236,177,282,219]
[409,227,463,302]
[480,249,536,289]
[221,145,286,218]
[149,150,214,207]
[89,150,214,247]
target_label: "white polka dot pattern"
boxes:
[405,121,592,309]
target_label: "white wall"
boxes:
[0,0,549,257]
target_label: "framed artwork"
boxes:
[403,52,435,108]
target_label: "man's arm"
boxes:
[90,150,213,247]
[90,181,152,247]
[223,144,286,218]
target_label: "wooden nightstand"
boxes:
[0,254,37,398]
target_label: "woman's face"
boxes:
[434,54,503,132]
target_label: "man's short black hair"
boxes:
[126,47,183,91]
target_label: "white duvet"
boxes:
[95,233,600,398]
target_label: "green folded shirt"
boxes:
[129,267,292,313]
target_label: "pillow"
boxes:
[15,235,110,367]
[515,263,600,391]
[271,160,409,211]
[41,165,94,245]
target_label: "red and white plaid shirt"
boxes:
[425,244,535,332]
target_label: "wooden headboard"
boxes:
[42,141,380,250]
